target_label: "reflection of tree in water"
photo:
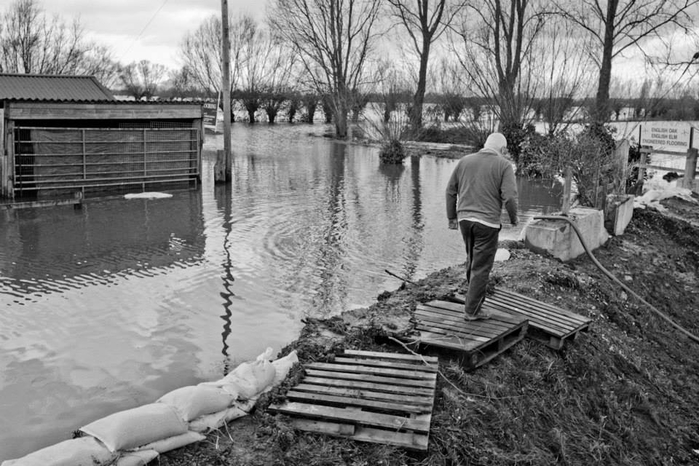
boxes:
[215,181,235,374]
[311,144,349,317]
[404,155,424,279]
[377,156,424,281]
[378,162,405,197]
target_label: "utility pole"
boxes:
[216,0,232,183]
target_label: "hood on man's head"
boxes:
[483,133,507,153]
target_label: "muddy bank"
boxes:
[158,195,699,466]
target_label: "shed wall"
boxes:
[13,126,200,200]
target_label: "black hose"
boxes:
[534,215,699,344]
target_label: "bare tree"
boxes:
[370,58,412,123]
[0,0,116,77]
[535,15,596,135]
[179,16,223,95]
[119,60,168,100]
[387,0,467,130]
[233,19,297,123]
[432,57,468,122]
[451,0,549,162]
[179,14,257,97]
[269,0,382,138]
[555,0,699,124]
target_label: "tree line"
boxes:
[1,0,698,154]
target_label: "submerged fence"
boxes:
[13,127,201,199]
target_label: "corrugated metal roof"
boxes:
[0,73,115,101]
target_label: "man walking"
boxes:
[446,132,518,320]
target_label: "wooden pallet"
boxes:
[455,287,592,350]
[485,288,592,350]
[268,350,438,451]
[412,300,528,370]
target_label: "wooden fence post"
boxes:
[638,150,647,184]
[684,147,697,192]
[562,165,572,215]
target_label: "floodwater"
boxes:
[0,123,562,461]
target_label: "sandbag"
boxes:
[157,384,237,421]
[1,436,115,466]
[115,450,159,466]
[132,431,206,454]
[212,348,276,399]
[80,403,188,452]
[188,403,252,433]
[270,350,299,386]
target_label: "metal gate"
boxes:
[13,126,200,199]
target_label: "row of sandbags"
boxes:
[2,349,298,466]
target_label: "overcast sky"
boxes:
[39,0,268,69]
[8,0,697,88]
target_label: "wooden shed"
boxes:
[0,73,203,202]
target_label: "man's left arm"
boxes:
[446,169,459,229]
[501,164,518,226]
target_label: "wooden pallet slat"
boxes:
[304,369,435,389]
[415,308,520,340]
[269,350,438,451]
[489,288,592,349]
[424,301,526,326]
[455,292,581,332]
[272,402,431,432]
[292,383,434,407]
[333,357,439,373]
[307,362,436,380]
[454,288,593,349]
[484,297,579,331]
[301,376,435,396]
[290,419,429,451]
[286,390,432,415]
[410,301,529,370]
[493,291,591,326]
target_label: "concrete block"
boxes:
[524,207,609,262]
[681,177,699,194]
[604,194,634,236]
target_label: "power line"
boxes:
[118,0,170,64]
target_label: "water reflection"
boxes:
[216,181,235,372]
[0,123,562,462]
[0,191,205,299]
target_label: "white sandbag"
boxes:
[270,350,299,386]
[157,384,238,421]
[0,436,115,466]
[188,402,253,433]
[115,450,159,466]
[80,403,188,452]
[132,431,206,454]
[221,349,276,399]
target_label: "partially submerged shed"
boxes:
[0,73,203,201]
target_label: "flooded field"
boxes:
[0,123,562,461]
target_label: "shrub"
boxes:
[379,139,406,164]
[519,124,623,209]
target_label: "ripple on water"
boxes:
[0,125,564,462]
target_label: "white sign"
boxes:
[640,122,691,153]
[203,102,222,132]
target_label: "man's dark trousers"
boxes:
[459,220,500,316]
